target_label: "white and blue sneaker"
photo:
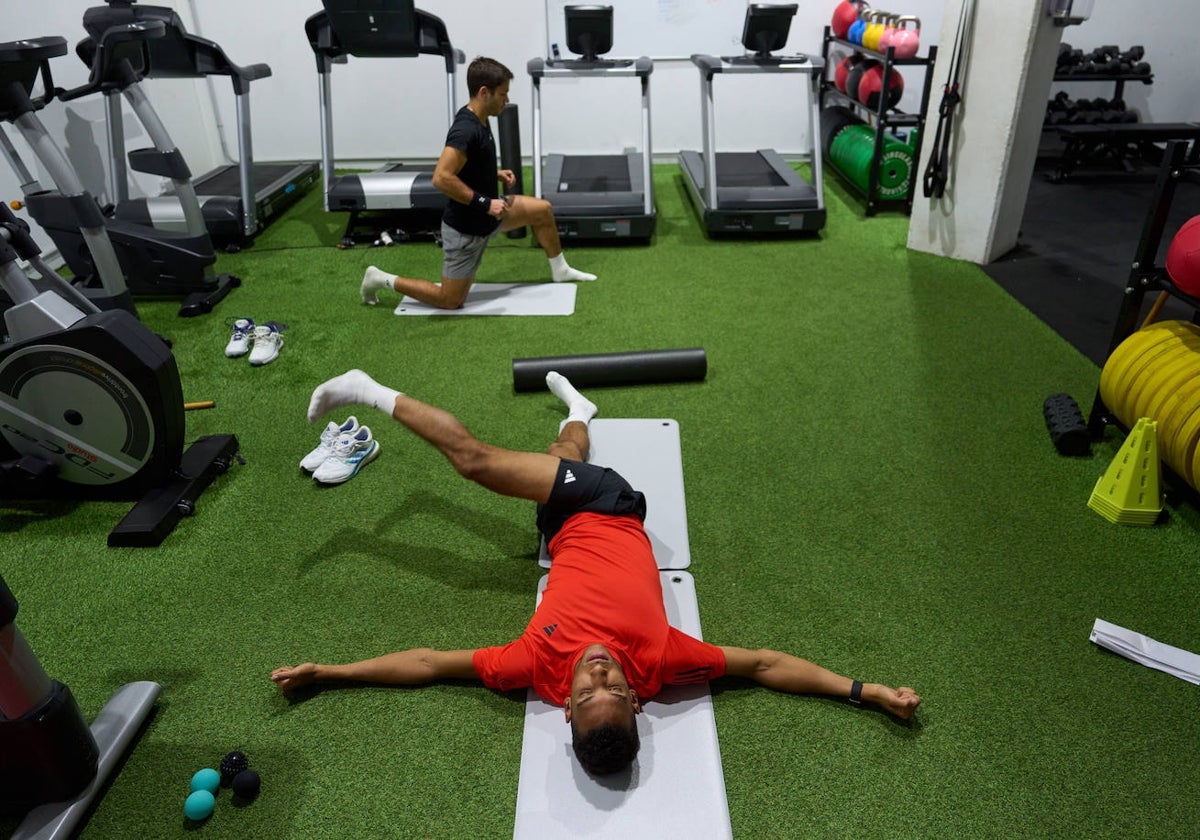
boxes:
[312,426,380,485]
[249,322,285,366]
[300,416,361,473]
[224,318,255,357]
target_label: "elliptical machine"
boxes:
[1,25,238,317]
[0,42,239,546]
[76,0,319,251]
[0,37,135,317]
[1,572,159,840]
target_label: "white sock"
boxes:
[361,266,396,305]
[546,371,596,429]
[549,253,596,283]
[308,369,402,423]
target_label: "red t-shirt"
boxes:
[472,512,726,706]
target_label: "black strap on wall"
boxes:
[923,0,976,199]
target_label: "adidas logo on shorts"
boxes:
[563,469,576,484]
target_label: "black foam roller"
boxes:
[498,103,526,240]
[821,105,862,155]
[1043,392,1091,456]
[513,348,707,392]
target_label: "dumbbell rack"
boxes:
[818,26,937,215]
[1052,70,1153,109]
[1042,68,1155,178]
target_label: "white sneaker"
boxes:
[224,318,255,357]
[248,323,284,366]
[300,416,361,473]
[313,426,380,485]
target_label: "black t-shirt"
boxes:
[442,105,500,237]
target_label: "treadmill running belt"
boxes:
[195,164,306,197]
[715,152,787,188]
[559,155,631,192]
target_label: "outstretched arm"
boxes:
[270,649,479,692]
[718,646,920,720]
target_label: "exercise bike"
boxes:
[1,572,159,839]
[0,27,238,317]
[0,151,238,546]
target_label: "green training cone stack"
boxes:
[1087,417,1163,525]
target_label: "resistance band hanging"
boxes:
[922,0,976,199]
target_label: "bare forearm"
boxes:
[432,171,474,205]
[315,649,455,685]
[749,650,855,697]
[719,646,921,719]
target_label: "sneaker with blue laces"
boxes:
[312,426,380,485]
[225,318,255,357]
[300,416,361,473]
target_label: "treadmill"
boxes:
[527,5,655,242]
[78,1,319,251]
[306,0,464,247]
[679,4,826,236]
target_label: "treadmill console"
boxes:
[741,3,798,57]
[565,4,613,62]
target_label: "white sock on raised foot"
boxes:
[308,369,402,423]
[546,371,597,430]
[549,253,597,283]
[361,266,397,305]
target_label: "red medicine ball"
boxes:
[846,58,879,104]
[835,53,863,94]
[857,64,904,111]
[1167,215,1200,297]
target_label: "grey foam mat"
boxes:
[514,570,731,839]
[538,418,690,569]
[394,282,576,315]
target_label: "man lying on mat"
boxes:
[271,370,921,776]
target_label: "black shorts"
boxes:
[535,459,647,544]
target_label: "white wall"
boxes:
[2,1,1197,256]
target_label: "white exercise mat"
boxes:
[539,419,690,570]
[393,282,576,315]
[514,571,731,840]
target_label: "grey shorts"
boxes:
[441,221,502,280]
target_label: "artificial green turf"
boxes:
[2,165,1198,838]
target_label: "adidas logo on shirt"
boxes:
[563,469,576,484]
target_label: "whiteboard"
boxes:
[545,0,751,61]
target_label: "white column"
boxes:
[908,0,1065,263]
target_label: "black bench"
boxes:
[1051,122,1200,180]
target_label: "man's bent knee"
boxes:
[547,441,584,461]
[447,439,493,483]
[437,278,472,309]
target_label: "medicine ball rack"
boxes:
[1087,140,1200,440]
[818,26,936,215]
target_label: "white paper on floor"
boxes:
[1090,618,1200,684]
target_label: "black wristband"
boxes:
[472,191,491,212]
[849,680,863,705]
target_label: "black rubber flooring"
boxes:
[980,156,1200,367]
